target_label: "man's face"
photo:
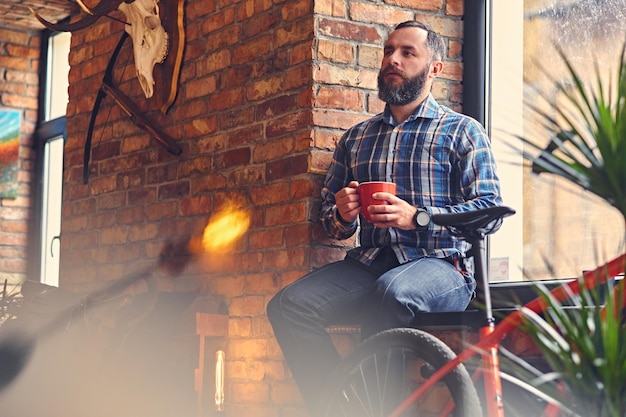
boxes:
[377,27,434,106]
[378,63,429,106]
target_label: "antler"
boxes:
[29,0,128,32]
[75,0,128,16]
[29,8,101,32]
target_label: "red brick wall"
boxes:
[58,1,466,416]
[0,27,39,287]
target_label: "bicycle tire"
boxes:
[322,327,482,417]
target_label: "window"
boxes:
[484,1,626,281]
[31,30,70,286]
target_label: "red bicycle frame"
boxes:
[389,253,626,417]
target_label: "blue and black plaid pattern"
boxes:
[320,94,502,266]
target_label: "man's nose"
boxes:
[387,50,401,66]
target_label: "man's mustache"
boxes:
[380,66,407,79]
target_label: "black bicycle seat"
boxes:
[431,206,516,237]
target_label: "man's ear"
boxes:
[430,61,444,78]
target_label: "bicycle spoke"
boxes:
[322,329,481,417]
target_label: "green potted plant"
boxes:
[508,42,626,416]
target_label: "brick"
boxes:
[228,338,268,360]
[313,0,347,17]
[209,87,244,111]
[214,147,251,170]
[200,49,232,75]
[246,76,284,101]
[183,76,217,101]
[284,223,312,247]
[178,156,213,178]
[179,195,213,216]
[0,218,28,233]
[116,168,145,189]
[241,10,282,40]
[221,109,257,132]
[116,205,146,224]
[246,272,281,294]
[273,20,315,48]
[359,46,381,69]
[367,91,385,113]
[2,94,38,110]
[0,232,27,247]
[449,39,463,59]
[206,274,246,298]
[145,201,178,221]
[6,44,38,59]
[100,226,129,245]
[441,60,463,82]
[230,295,267,316]
[158,181,190,201]
[219,64,253,89]
[0,56,29,71]
[289,40,314,65]
[311,246,350,267]
[256,94,299,119]
[315,85,364,111]
[314,62,377,89]
[265,111,310,138]
[249,229,285,250]
[318,18,382,44]
[419,15,464,39]
[186,114,219,138]
[0,28,29,44]
[89,174,118,196]
[147,163,178,184]
[318,38,354,63]
[253,137,294,163]
[349,2,415,26]
[282,0,312,21]
[190,174,228,195]
[236,0,273,20]
[313,129,341,150]
[284,64,311,90]
[266,154,309,180]
[311,108,369,129]
[271,381,303,405]
[265,201,308,226]
[229,381,270,404]
[446,0,464,16]
[229,317,253,338]
[232,35,272,65]
[264,247,306,269]
[200,7,235,34]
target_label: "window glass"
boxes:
[40,136,64,287]
[45,31,70,121]
[489,0,626,281]
[37,30,70,286]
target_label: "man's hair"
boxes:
[394,21,445,62]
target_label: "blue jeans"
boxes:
[266,250,475,413]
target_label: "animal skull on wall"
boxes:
[117,0,169,98]
[33,0,169,99]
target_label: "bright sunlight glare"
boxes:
[201,207,251,253]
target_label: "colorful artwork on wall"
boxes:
[0,109,20,199]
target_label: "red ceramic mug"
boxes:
[358,181,396,222]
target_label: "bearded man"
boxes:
[267,20,502,414]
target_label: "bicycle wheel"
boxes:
[322,327,482,417]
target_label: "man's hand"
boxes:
[365,192,419,230]
[335,181,360,223]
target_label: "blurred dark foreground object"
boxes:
[0,279,226,417]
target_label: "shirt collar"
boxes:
[382,94,441,126]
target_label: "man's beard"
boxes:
[378,65,429,105]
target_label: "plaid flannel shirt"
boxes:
[320,94,503,266]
